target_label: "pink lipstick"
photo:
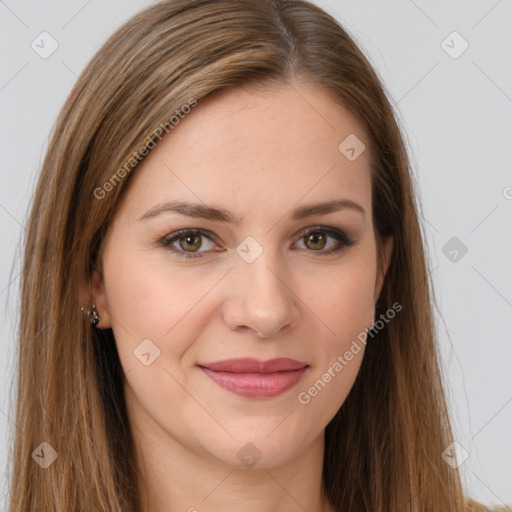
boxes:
[198,357,309,398]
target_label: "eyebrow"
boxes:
[138,198,365,223]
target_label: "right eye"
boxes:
[160,229,221,259]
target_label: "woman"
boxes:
[6,0,499,510]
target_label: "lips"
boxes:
[197,358,309,398]
[199,357,308,373]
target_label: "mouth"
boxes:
[197,358,309,399]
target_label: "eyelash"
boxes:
[158,226,355,260]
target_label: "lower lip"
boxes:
[199,366,308,398]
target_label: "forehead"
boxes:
[164,82,368,159]
[116,82,372,220]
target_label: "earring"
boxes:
[81,303,101,327]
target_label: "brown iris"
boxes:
[303,231,326,251]
[178,233,202,252]
[176,230,329,254]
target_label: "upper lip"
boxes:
[198,357,308,373]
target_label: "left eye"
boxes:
[160,227,354,259]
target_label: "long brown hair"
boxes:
[6,0,486,510]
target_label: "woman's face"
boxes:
[92,81,392,469]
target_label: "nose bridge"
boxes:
[224,237,300,337]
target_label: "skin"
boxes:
[89,80,393,512]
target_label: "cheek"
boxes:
[102,250,212,370]
[294,284,371,428]
[304,257,376,342]
[295,346,363,431]
[293,256,375,419]
[103,253,209,430]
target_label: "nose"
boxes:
[222,251,301,338]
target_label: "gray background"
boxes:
[1,0,511,508]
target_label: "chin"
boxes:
[193,423,311,470]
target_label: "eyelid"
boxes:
[159,228,219,251]
[159,225,355,259]
[294,225,353,243]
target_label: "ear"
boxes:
[90,267,112,329]
[374,236,394,303]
